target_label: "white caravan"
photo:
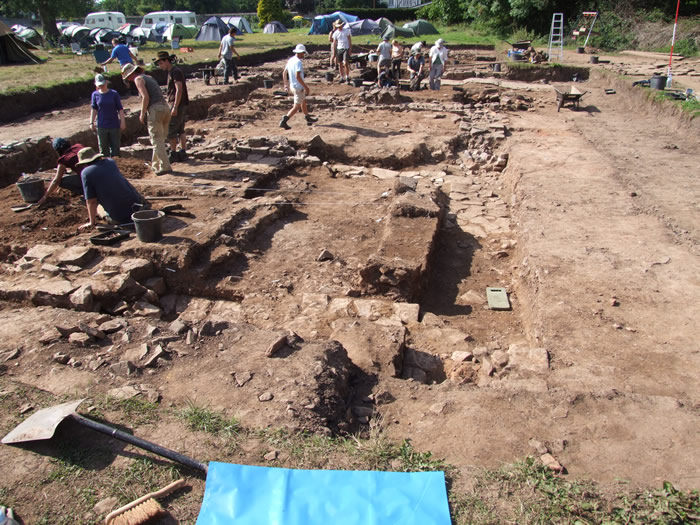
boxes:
[84,11,126,30]
[140,11,197,29]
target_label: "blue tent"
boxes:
[195,16,229,41]
[308,11,358,35]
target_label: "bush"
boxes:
[588,12,636,51]
[257,0,284,27]
[672,37,699,57]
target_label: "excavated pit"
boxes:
[0,47,554,435]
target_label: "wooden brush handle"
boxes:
[105,479,186,525]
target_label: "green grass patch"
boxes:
[177,398,241,437]
[91,395,161,426]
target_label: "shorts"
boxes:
[292,88,306,105]
[335,48,349,63]
[167,105,188,139]
[378,57,391,69]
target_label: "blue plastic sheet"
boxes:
[196,462,451,524]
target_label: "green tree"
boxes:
[0,0,95,38]
[257,0,282,26]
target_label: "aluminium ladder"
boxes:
[548,13,564,63]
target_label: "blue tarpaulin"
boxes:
[308,11,359,35]
[196,462,451,524]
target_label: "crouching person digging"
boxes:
[75,147,148,230]
[279,44,318,130]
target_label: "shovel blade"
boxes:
[2,399,85,444]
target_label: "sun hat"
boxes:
[436,38,445,46]
[74,147,103,166]
[52,138,71,155]
[121,63,139,79]
[333,19,345,28]
[293,44,307,54]
[94,74,107,86]
[153,50,176,63]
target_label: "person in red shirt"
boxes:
[38,138,86,205]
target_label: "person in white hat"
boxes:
[73,146,147,229]
[121,63,172,175]
[90,73,126,158]
[280,45,318,130]
[331,18,352,84]
[428,39,448,90]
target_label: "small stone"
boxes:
[69,285,94,311]
[57,246,95,267]
[108,385,141,400]
[98,319,126,334]
[132,300,161,318]
[429,402,446,414]
[93,496,118,515]
[263,450,278,461]
[528,438,549,455]
[88,358,106,371]
[69,332,92,347]
[186,329,196,345]
[551,439,567,453]
[53,352,70,365]
[0,349,20,362]
[19,404,33,415]
[169,319,188,334]
[610,297,620,307]
[540,453,564,473]
[143,345,167,367]
[317,249,334,262]
[55,324,80,337]
[259,392,274,402]
[451,350,473,362]
[492,350,509,367]
[265,334,288,357]
[68,358,82,368]
[79,322,105,340]
[109,360,136,377]
[234,371,252,387]
[111,300,129,315]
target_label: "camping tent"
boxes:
[117,23,139,35]
[220,16,253,34]
[163,23,198,41]
[0,21,42,64]
[375,17,393,32]
[380,25,415,40]
[263,21,287,33]
[308,11,358,35]
[12,25,43,47]
[195,16,229,41]
[62,25,91,43]
[147,22,168,41]
[347,19,380,36]
[402,19,439,35]
[89,27,121,44]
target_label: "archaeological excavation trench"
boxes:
[0,49,585,443]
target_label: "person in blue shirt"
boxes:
[102,38,137,68]
[90,74,126,157]
[75,147,147,229]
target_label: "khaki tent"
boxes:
[0,21,42,65]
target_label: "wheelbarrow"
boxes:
[554,85,588,112]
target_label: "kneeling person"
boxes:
[75,147,146,229]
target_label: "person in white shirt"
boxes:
[331,19,352,84]
[376,36,392,76]
[218,27,241,84]
[428,39,448,90]
[280,44,318,130]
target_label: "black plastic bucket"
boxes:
[492,63,501,72]
[650,75,667,90]
[132,210,164,242]
[577,46,585,54]
[352,78,363,87]
[16,178,44,203]
[590,56,599,64]
[325,72,334,81]
[263,79,273,88]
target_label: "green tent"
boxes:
[380,25,415,40]
[163,23,198,41]
[375,17,392,31]
[402,19,439,36]
[0,21,42,64]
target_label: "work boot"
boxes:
[279,115,291,130]
[177,150,188,161]
[168,151,178,163]
[305,115,318,126]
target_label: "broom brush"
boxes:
[105,479,186,525]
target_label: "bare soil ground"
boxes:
[0,47,698,523]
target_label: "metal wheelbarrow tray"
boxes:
[554,85,588,112]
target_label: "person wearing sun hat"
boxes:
[279,44,318,130]
[37,138,86,205]
[331,18,352,84]
[428,38,448,90]
[74,146,147,229]
[121,63,172,175]
[154,50,189,163]
[90,73,126,158]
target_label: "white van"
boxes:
[84,11,126,30]
[140,11,197,29]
